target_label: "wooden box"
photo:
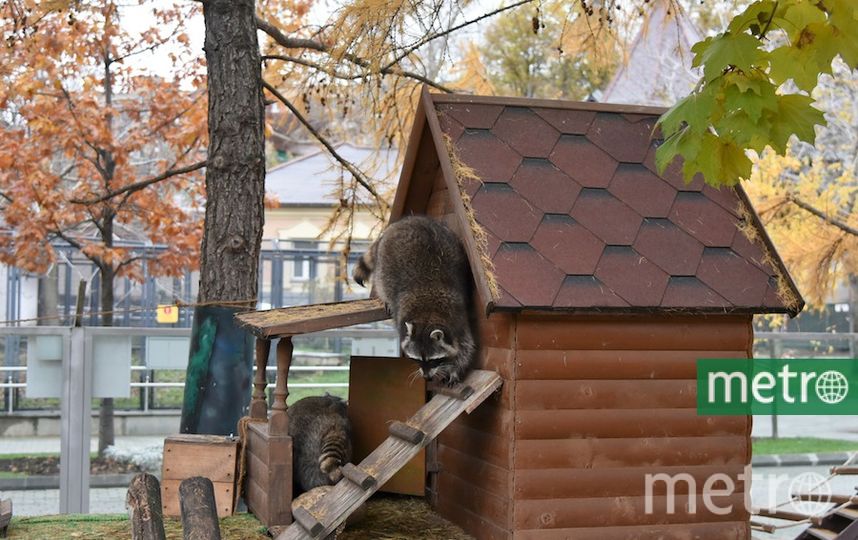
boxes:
[348,355,426,496]
[161,434,239,518]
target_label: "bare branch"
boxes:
[261,53,453,93]
[787,195,858,237]
[382,0,533,70]
[262,80,388,210]
[69,160,207,206]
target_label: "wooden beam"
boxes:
[127,473,167,540]
[341,463,377,490]
[389,421,425,445]
[251,340,271,420]
[270,337,292,436]
[234,298,388,338]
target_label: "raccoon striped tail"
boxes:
[352,249,374,287]
[318,428,351,484]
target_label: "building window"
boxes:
[292,240,316,281]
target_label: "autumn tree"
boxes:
[473,2,618,100]
[746,61,858,310]
[0,1,207,453]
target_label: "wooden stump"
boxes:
[179,477,222,540]
[0,499,11,539]
[127,473,166,540]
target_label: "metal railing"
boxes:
[1,326,397,415]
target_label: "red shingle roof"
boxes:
[392,89,803,316]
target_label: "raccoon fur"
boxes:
[352,215,478,385]
[287,395,352,495]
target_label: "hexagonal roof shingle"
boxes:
[389,88,804,316]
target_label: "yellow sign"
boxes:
[156,304,179,324]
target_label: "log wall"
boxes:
[510,314,753,540]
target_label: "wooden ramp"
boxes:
[276,369,502,540]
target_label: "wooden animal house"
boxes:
[236,87,804,540]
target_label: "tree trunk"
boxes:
[198,0,265,303]
[98,264,116,455]
[37,266,59,325]
[181,0,263,434]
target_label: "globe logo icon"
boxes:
[789,472,832,516]
[814,370,849,405]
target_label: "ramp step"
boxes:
[427,383,474,400]
[755,507,813,522]
[388,421,425,445]
[805,528,838,540]
[795,494,858,505]
[831,466,858,475]
[292,507,324,538]
[836,506,858,520]
[341,464,376,490]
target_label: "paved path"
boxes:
[0,487,128,516]
[752,415,858,441]
[0,435,165,455]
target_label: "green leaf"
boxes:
[727,0,780,35]
[766,94,825,153]
[692,31,766,82]
[657,85,717,136]
[654,127,699,177]
[778,2,827,41]
[721,74,778,122]
[682,132,752,187]
[717,111,771,152]
[769,22,838,91]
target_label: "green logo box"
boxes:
[697,358,858,415]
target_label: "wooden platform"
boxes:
[235,298,388,338]
[277,369,502,540]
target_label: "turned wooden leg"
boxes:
[250,339,271,420]
[269,336,292,436]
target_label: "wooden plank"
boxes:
[515,409,749,440]
[247,422,270,465]
[162,437,238,483]
[515,316,751,351]
[514,380,698,410]
[515,349,749,380]
[244,477,269,526]
[348,356,426,496]
[513,465,747,499]
[426,188,450,216]
[512,521,750,540]
[514,436,749,469]
[391,121,439,219]
[235,298,388,338]
[389,95,428,220]
[437,444,511,499]
[422,86,498,315]
[435,496,512,540]
[162,479,234,518]
[513,494,748,529]
[277,369,502,540]
[428,382,474,400]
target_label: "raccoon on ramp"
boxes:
[352,215,478,385]
[287,395,352,495]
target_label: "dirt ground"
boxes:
[0,456,142,476]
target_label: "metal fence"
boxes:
[2,242,368,328]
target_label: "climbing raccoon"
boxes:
[352,215,478,385]
[287,395,352,495]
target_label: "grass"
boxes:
[0,453,97,460]
[6,497,470,540]
[0,471,25,478]
[753,437,858,455]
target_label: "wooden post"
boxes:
[251,339,271,420]
[127,473,167,540]
[179,477,222,540]
[270,337,292,436]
